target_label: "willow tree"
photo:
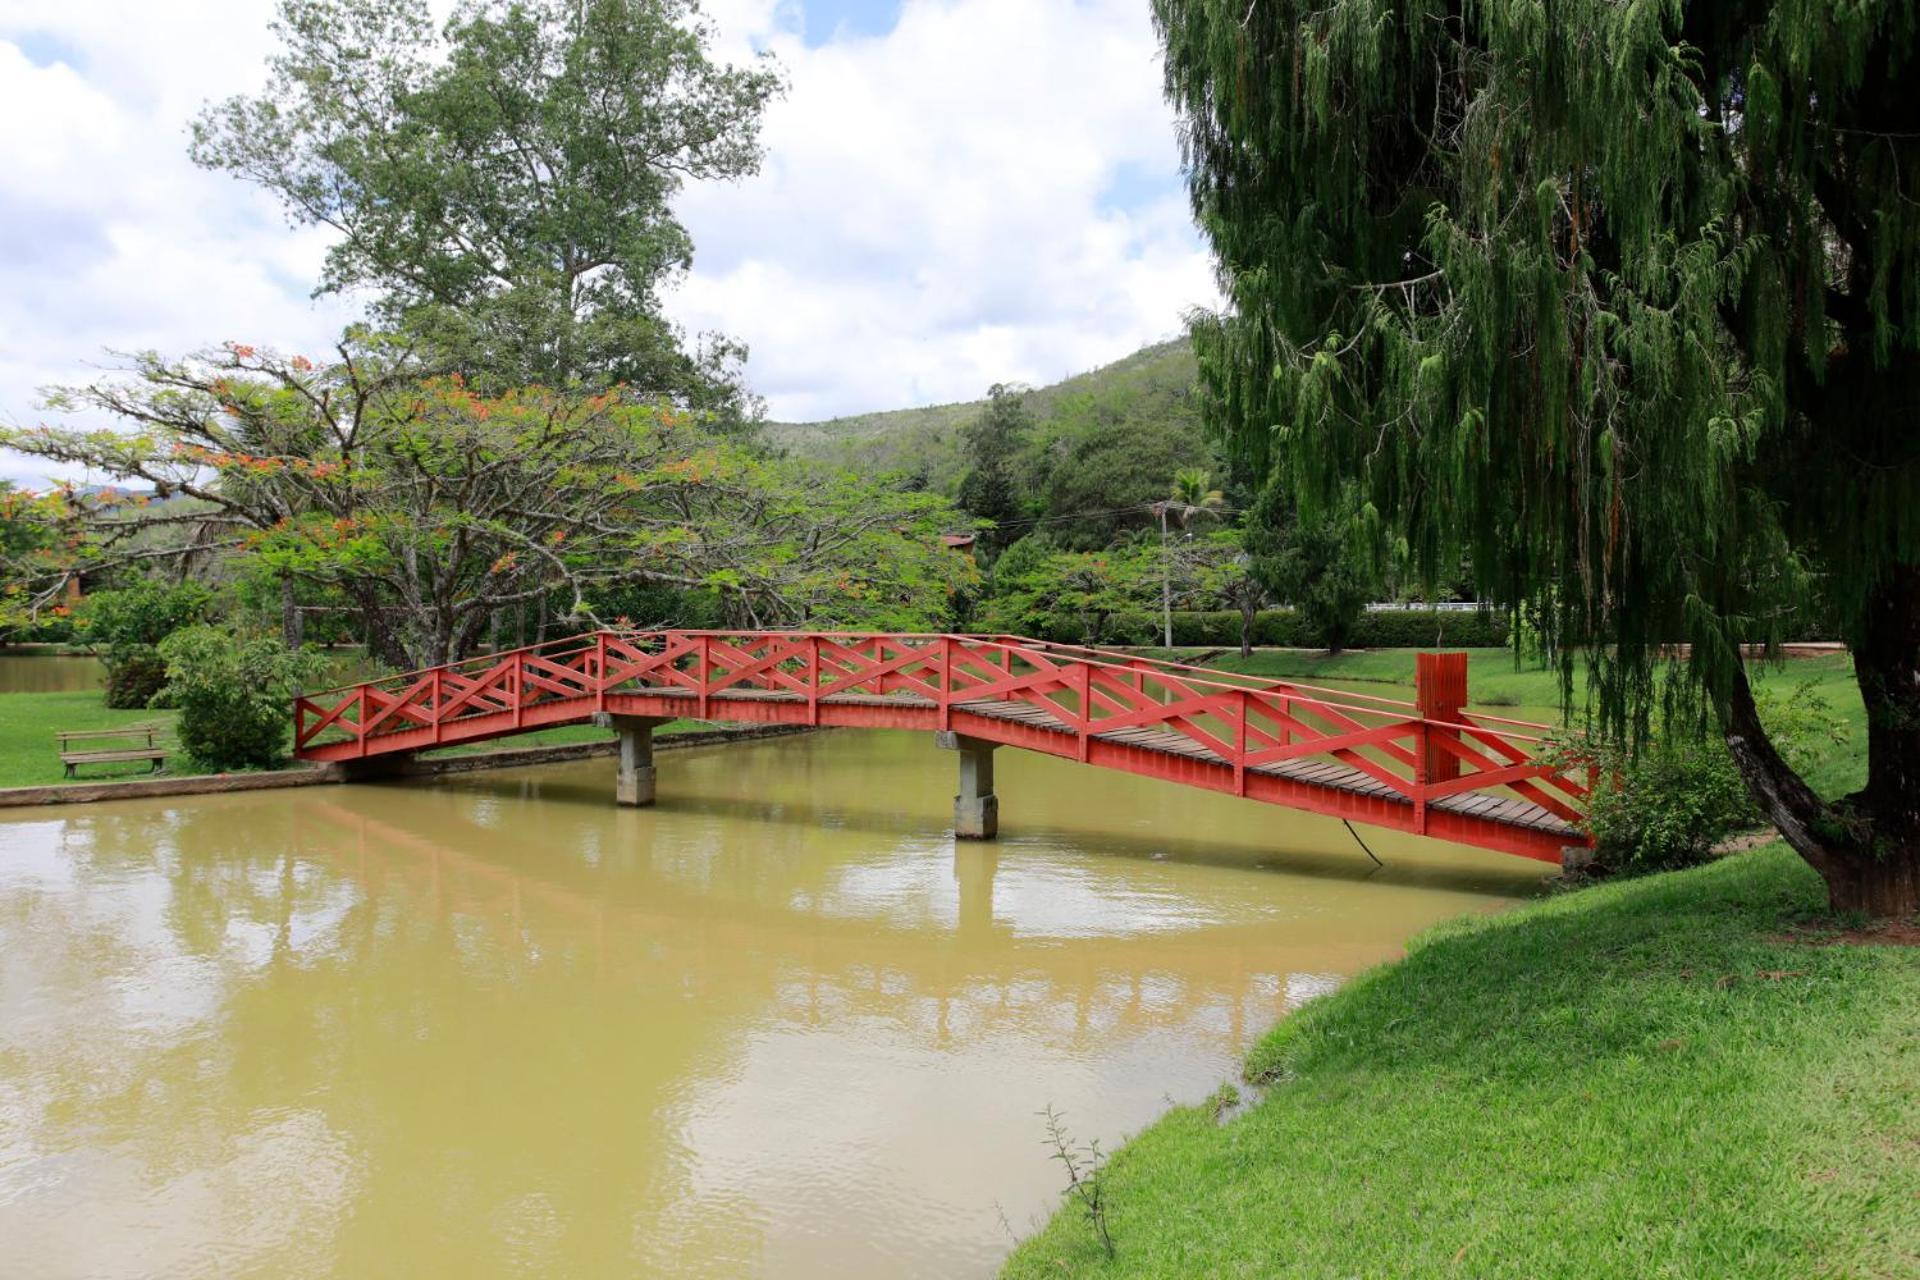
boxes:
[1156,0,1920,913]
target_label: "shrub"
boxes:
[1353,608,1509,648]
[1047,607,1511,650]
[80,581,216,708]
[105,650,170,708]
[1584,736,1757,876]
[1581,681,1850,877]
[154,627,329,771]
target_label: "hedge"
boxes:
[1029,608,1510,650]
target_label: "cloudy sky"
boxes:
[0,0,1217,484]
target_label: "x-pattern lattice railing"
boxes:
[295,630,1592,841]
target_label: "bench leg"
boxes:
[65,763,75,778]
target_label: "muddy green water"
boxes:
[0,655,105,694]
[0,729,1549,1278]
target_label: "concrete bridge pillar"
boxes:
[936,731,999,839]
[596,713,670,806]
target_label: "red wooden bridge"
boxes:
[294,631,1594,864]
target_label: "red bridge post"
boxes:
[1416,651,1468,784]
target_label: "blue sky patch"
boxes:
[7,29,86,71]
[1102,158,1182,213]
[798,0,901,47]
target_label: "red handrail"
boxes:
[293,630,1591,858]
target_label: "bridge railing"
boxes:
[294,630,1591,832]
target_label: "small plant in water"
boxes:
[1040,1104,1115,1260]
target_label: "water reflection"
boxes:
[0,654,105,694]
[0,730,1545,1277]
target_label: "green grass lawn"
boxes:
[1003,843,1919,1278]
[0,692,186,787]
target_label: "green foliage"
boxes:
[1027,384,1217,550]
[101,652,170,713]
[0,482,65,637]
[191,0,781,406]
[769,340,1219,548]
[1585,683,1854,876]
[1191,529,1268,654]
[583,581,724,630]
[1157,0,1905,672]
[1584,737,1757,877]
[956,384,1032,552]
[1155,0,1920,904]
[11,343,975,670]
[1244,479,1378,653]
[981,538,1161,644]
[1156,607,1508,650]
[154,627,330,771]
[79,581,217,709]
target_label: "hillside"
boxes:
[765,337,1206,504]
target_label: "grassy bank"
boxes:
[0,689,698,789]
[0,692,185,787]
[1004,843,1919,1277]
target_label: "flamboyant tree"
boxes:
[1156,0,1920,912]
[5,340,974,669]
[0,483,65,636]
[191,0,781,411]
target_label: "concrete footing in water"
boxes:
[594,713,671,807]
[935,731,999,839]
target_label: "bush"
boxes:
[80,581,216,708]
[1353,609,1510,648]
[1581,681,1850,877]
[1584,737,1757,876]
[105,650,170,708]
[0,613,76,644]
[1041,608,1511,650]
[154,627,329,771]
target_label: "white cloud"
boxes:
[0,1,357,485]
[0,0,1215,486]
[677,0,1217,421]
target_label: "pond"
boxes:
[0,654,106,694]
[0,728,1549,1277]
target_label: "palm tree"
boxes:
[1152,469,1225,647]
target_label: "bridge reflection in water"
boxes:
[0,730,1545,1279]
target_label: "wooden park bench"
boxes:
[56,725,169,777]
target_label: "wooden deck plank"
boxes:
[584,683,1579,839]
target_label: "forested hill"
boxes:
[764,338,1211,530]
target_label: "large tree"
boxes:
[5,341,974,669]
[956,383,1033,554]
[191,0,780,408]
[1156,0,1920,912]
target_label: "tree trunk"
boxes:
[1834,564,1920,915]
[1239,601,1255,659]
[280,575,303,650]
[1721,570,1920,916]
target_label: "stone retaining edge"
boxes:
[0,723,819,808]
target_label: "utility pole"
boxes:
[1155,499,1174,648]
